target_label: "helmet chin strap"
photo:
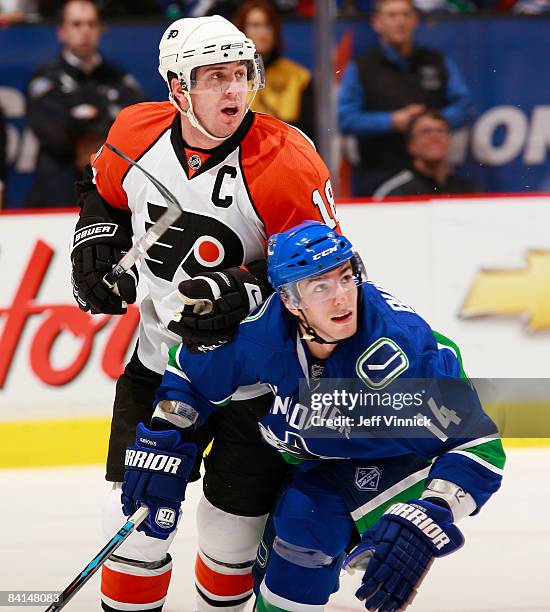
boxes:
[169,92,226,142]
[169,88,260,144]
[297,311,339,346]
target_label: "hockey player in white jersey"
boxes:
[70,15,339,612]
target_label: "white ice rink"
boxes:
[1,448,549,612]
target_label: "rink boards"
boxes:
[1,195,549,466]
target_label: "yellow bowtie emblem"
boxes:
[460,251,550,331]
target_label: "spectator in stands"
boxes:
[24,0,146,208]
[373,110,480,198]
[512,0,550,13]
[0,0,37,24]
[0,103,6,209]
[414,0,477,11]
[36,0,160,18]
[155,1,241,18]
[337,0,482,16]
[233,0,315,140]
[338,0,471,195]
[163,0,301,20]
[33,1,63,19]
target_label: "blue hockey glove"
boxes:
[122,422,197,540]
[344,500,464,612]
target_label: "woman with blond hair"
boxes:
[234,0,315,140]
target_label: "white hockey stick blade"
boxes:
[102,143,185,288]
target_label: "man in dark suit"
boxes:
[338,0,471,195]
[25,0,146,207]
[374,110,480,198]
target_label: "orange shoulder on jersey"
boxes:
[240,114,340,238]
[91,102,177,211]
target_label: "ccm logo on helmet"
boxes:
[125,449,182,474]
[312,245,338,260]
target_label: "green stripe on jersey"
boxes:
[354,480,426,534]
[352,468,429,534]
[256,593,289,612]
[242,293,275,324]
[433,330,469,382]
[258,583,323,612]
[280,452,305,466]
[210,395,232,407]
[167,343,181,369]
[457,438,506,470]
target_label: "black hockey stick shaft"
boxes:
[44,506,149,611]
[102,144,185,289]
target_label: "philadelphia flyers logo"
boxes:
[143,203,245,282]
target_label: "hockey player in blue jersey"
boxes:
[121,221,505,611]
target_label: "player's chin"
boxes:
[328,312,357,340]
[211,117,240,138]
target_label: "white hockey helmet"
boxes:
[158,15,265,141]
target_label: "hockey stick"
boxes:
[101,143,185,289]
[44,506,149,611]
[102,143,213,314]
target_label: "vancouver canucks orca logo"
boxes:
[356,338,409,389]
[258,423,340,460]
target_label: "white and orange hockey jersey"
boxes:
[92,102,339,375]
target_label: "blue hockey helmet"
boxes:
[267,221,365,308]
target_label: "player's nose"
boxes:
[333,284,349,305]
[223,78,242,96]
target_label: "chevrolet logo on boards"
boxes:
[460,250,550,331]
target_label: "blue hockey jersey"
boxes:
[156,281,505,512]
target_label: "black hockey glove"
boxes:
[168,262,272,353]
[71,168,138,314]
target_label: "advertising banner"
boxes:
[1,196,548,465]
[0,212,139,420]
